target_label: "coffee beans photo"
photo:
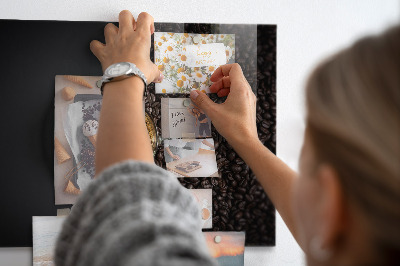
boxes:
[147,23,276,246]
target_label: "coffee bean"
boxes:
[235,211,243,219]
[227,151,236,161]
[237,187,246,194]
[234,193,243,200]
[231,165,242,173]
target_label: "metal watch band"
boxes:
[97,62,148,96]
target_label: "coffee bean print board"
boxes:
[148,23,276,246]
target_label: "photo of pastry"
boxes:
[154,32,235,94]
[54,76,159,205]
[161,98,212,139]
[203,232,245,266]
[63,98,102,195]
[164,138,219,177]
[54,75,102,205]
[189,189,212,229]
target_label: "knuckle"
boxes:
[196,94,205,106]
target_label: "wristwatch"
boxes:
[96,62,148,96]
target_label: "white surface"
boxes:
[0,1,398,266]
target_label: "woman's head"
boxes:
[294,25,400,265]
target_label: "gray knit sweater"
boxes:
[55,160,217,266]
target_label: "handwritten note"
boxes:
[161,98,212,139]
[171,111,186,128]
[184,43,226,67]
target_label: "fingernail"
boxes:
[155,72,164,83]
[190,90,199,100]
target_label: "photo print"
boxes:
[189,189,212,229]
[154,32,235,94]
[164,138,219,177]
[33,216,66,266]
[161,98,212,139]
[203,232,245,266]
[54,75,102,204]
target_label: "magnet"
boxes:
[214,235,221,243]
[193,35,201,44]
[183,99,191,107]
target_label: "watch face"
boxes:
[106,62,131,77]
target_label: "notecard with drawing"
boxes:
[161,97,212,139]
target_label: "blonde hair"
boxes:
[305,25,400,264]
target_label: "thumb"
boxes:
[190,90,216,117]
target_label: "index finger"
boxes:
[210,63,244,83]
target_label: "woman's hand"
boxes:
[189,63,258,148]
[172,154,181,161]
[90,10,163,83]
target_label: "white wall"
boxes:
[0,1,398,265]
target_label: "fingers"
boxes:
[217,88,230,97]
[151,63,164,83]
[119,10,134,35]
[210,63,244,84]
[89,40,105,60]
[136,12,154,36]
[209,76,231,93]
[190,90,217,119]
[104,23,118,44]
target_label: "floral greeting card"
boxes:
[154,32,235,94]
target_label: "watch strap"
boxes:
[97,62,148,96]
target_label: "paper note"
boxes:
[189,189,212,229]
[161,98,212,139]
[185,43,226,67]
[154,32,235,93]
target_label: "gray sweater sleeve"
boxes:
[54,160,217,266]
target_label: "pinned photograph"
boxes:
[54,75,102,205]
[33,216,66,266]
[54,75,153,205]
[154,32,235,93]
[164,138,219,177]
[161,98,212,139]
[189,189,212,229]
[203,232,245,266]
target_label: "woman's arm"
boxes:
[95,77,153,174]
[189,63,299,242]
[199,117,208,123]
[165,146,180,160]
[90,11,162,174]
[229,135,298,240]
[201,139,215,149]
[55,11,216,266]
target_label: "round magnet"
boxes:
[183,99,191,107]
[214,235,221,244]
[193,35,201,44]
